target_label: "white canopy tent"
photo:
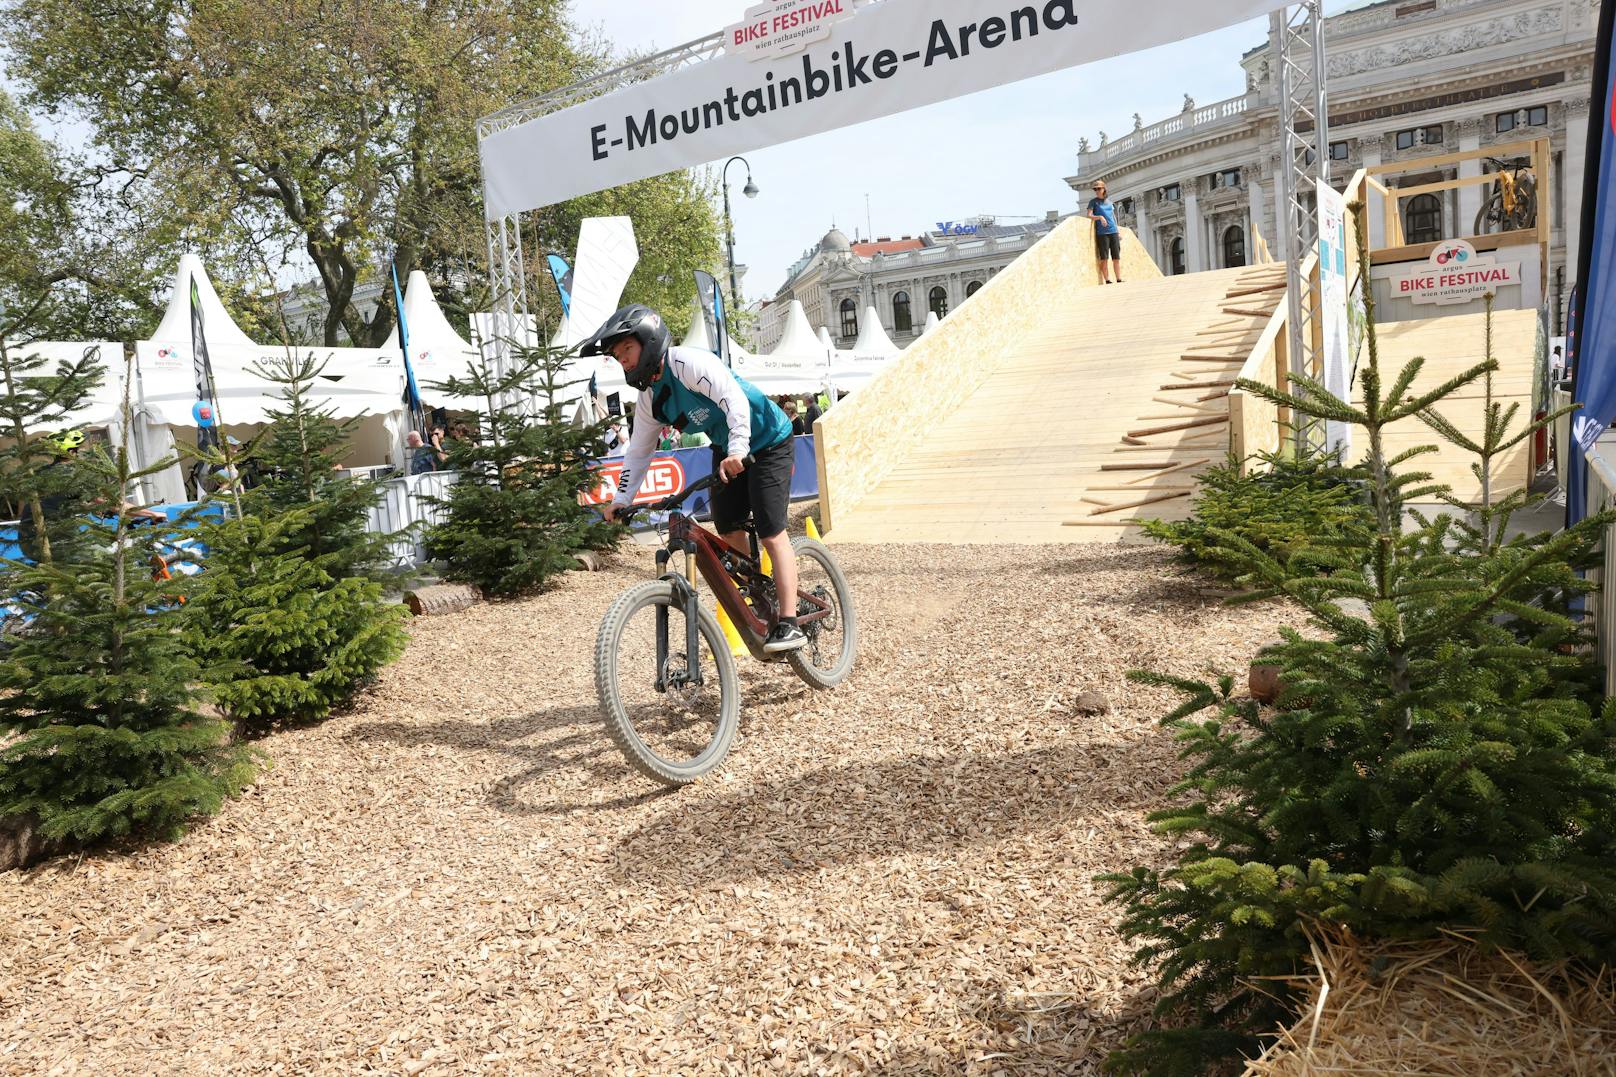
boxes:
[15,341,127,432]
[832,305,901,395]
[135,255,408,503]
[734,299,831,396]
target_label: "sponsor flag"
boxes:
[1568,0,1616,525]
[694,270,730,367]
[189,277,221,453]
[545,252,575,317]
[391,262,426,435]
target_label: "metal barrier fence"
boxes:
[365,471,461,570]
[1583,436,1616,698]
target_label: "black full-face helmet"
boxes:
[582,304,671,390]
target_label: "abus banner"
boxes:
[480,0,1282,218]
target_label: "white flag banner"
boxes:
[480,0,1282,218]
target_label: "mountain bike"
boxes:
[1473,156,1537,235]
[594,460,856,786]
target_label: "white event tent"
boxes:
[832,305,902,395]
[17,341,127,433]
[133,255,407,503]
[734,299,831,396]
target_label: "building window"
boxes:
[1119,198,1134,215]
[1170,237,1186,275]
[892,290,912,333]
[928,286,949,320]
[839,298,857,338]
[1222,226,1246,268]
[1329,140,1350,161]
[965,280,983,299]
[1211,168,1242,189]
[1405,193,1443,244]
[1528,105,1548,126]
[1495,111,1515,133]
[1160,183,1181,203]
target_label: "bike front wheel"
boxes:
[786,537,857,690]
[595,579,740,786]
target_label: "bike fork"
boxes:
[653,544,704,691]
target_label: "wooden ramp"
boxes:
[1360,308,1541,504]
[825,264,1288,544]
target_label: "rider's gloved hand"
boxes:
[601,503,622,524]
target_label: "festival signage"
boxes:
[1316,181,1352,458]
[480,0,1285,218]
[1391,239,1520,306]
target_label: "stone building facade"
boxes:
[752,215,1067,353]
[1064,0,1599,327]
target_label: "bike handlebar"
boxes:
[615,454,755,525]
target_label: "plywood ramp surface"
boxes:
[1355,309,1540,504]
[827,265,1287,545]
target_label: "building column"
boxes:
[1456,118,1482,237]
[1359,135,1385,249]
[1134,199,1153,266]
[1184,191,1206,273]
[1246,167,1267,261]
[1566,97,1591,287]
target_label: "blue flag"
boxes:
[545,253,574,318]
[693,270,729,367]
[391,262,425,435]
[1568,0,1616,525]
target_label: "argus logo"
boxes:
[1434,244,1470,265]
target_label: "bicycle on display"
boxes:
[594,460,856,787]
[1473,156,1537,235]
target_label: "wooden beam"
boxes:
[1221,305,1279,318]
[1120,458,1210,484]
[1127,414,1229,438]
[1159,379,1236,390]
[1062,519,1147,527]
[1084,489,1192,516]
[1086,483,1196,492]
[1100,460,1186,471]
[1222,281,1288,299]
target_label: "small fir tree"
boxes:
[0,337,105,562]
[0,358,256,845]
[1100,222,1614,1074]
[184,351,407,729]
[422,339,615,596]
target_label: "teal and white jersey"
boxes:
[614,345,793,508]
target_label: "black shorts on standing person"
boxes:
[708,435,794,540]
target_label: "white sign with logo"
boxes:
[1316,180,1351,459]
[479,0,1285,218]
[1392,239,1520,306]
[727,0,856,60]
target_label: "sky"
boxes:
[566,0,1320,301]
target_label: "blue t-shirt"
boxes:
[1087,197,1119,235]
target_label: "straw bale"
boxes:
[1246,929,1616,1076]
[0,522,1297,1075]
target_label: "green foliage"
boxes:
[0,381,255,845]
[1141,452,1373,582]
[1102,239,1616,1073]
[423,341,615,596]
[183,352,407,728]
[183,510,406,728]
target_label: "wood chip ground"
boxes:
[0,534,1296,1075]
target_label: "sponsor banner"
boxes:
[1316,181,1352,459]
[1391,239,1520,306]
[583,436,820,523]
[480,0,1283,218]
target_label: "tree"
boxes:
[4,0,721,349]
[422,341,615,595]
[1101,262,1616,1073]
[0,369,256,845]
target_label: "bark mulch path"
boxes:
[0,539,1295,1075]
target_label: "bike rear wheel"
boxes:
[786,537,857,690]
[595,579,739,786]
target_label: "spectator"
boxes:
[1086,179,1123,284]
[803,395,822,431]
[657,425,679,451]
[407,430,445,475]
[603,418,629,457]
[19,429,162,562]
[678,428,711,449]
[782,399,806,437]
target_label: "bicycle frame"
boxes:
[650,509,834,684]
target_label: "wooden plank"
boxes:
[1062,519,1148,527]
[1127,414,1229,438]
[1086,483,1196,492]
[1159,379,1236,390]
[1100,460,1188,471]
[1221,305,1279,317]
[1120,458,1210,484]
[1222,281,1288,299]
[1084,489,1192,516]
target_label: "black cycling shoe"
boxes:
[762,621,808,653]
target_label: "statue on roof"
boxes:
[1183,94,1195,112]
[1078,136,1090,153]
[1133,113,1143,131]
[1098,130,1109,146]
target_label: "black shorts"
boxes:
[1096,232,1121,260]
[710,436,794,539]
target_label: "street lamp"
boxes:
[722,156,758,359]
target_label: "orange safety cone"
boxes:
[805,515,821,541]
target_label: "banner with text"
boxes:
[480,0,1283,218]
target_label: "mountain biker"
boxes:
[583,304,807,653]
